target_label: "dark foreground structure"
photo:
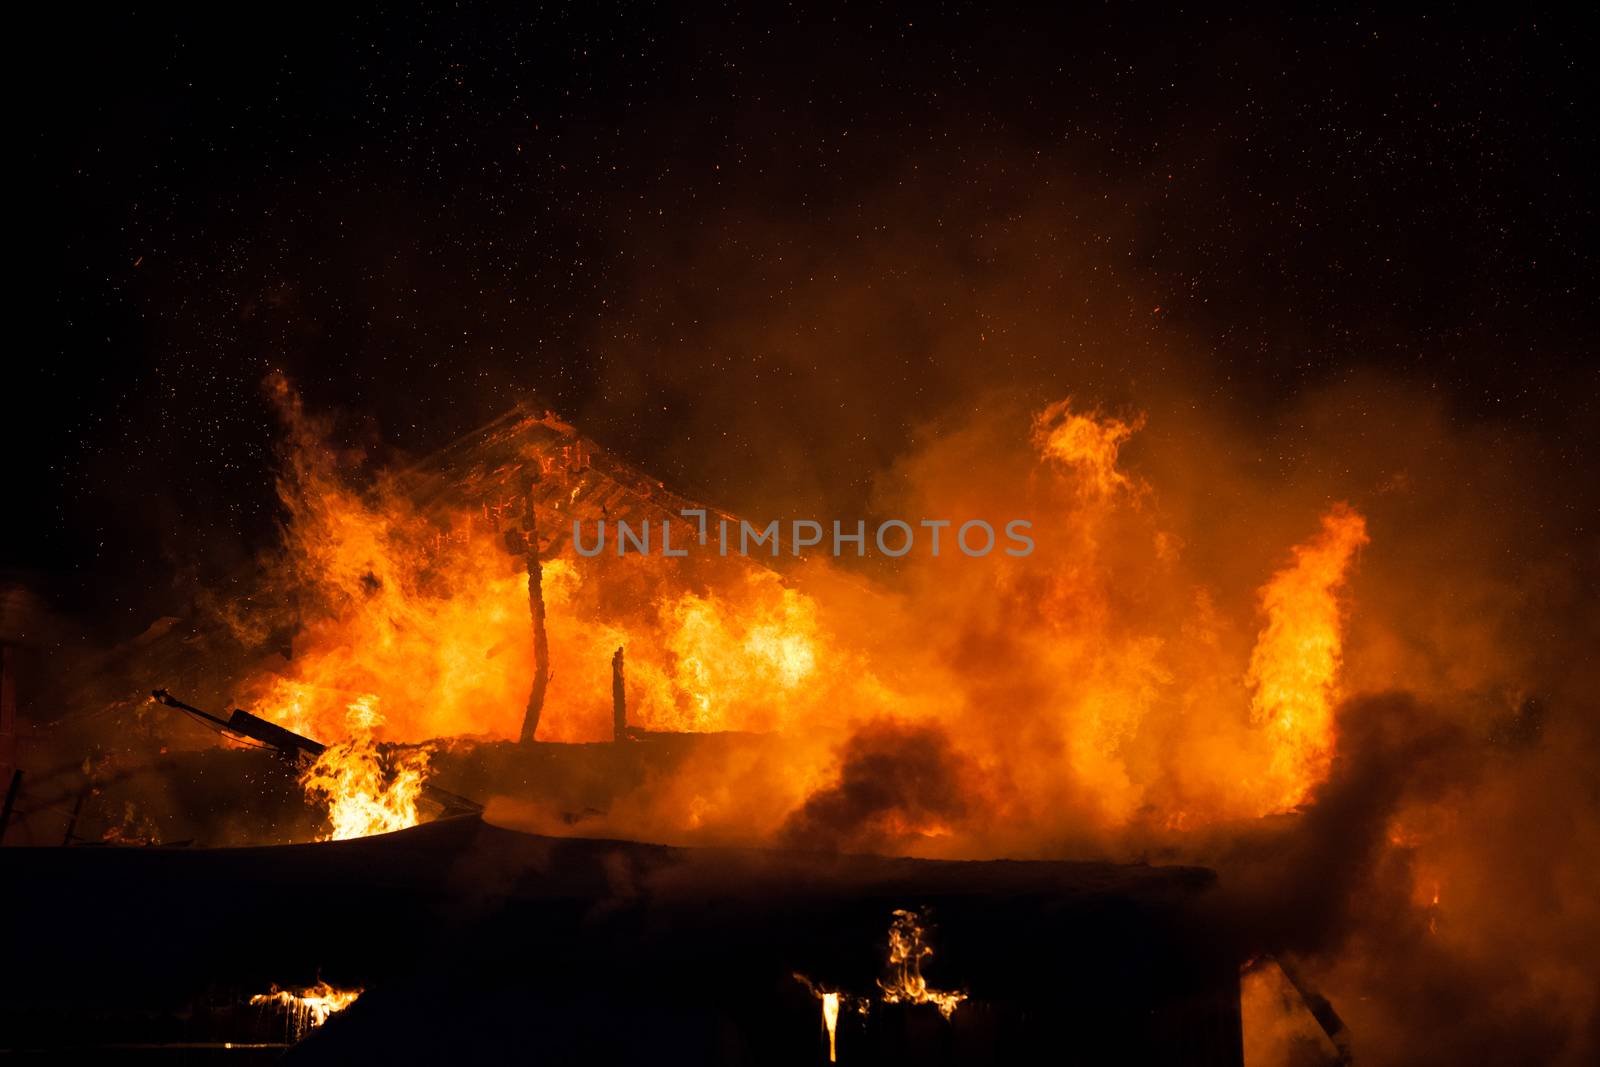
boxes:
[1,817,1242,1064]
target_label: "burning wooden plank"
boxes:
[150,689,483,822]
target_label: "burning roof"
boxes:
[399,400,746,541]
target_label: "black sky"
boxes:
[11,4,1597,632]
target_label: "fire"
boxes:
[1246,504,1369,811]
[228,376,537,743]
[792,907,965,1060]
[821,992,840,1061]
[1031,397,1144,496]
[239,380,837,746]
[878,908,967,1019]
[222,382,1382,852]
[793,974,869,1062]
[250,981,361,1038]
[658,574,822,732]
[299,695,431,840]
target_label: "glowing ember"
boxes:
[299,695,431,840]
[250,981,361,1039]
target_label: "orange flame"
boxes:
[821,992,840,1061]
[229,384,1376,850]
[250,981,361,1038]
[878,909,967,1019]
[1031,397,1145,496]
[792,906,965,1059]
[1246,504,1369,811]
[298,696,431,840]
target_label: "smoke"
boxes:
[212,359,1600,1066]
[25,166,1594,1066]
[17,16,1595,1060]
[1204,687,1600,1066]
[779,720,973,853]
[767,679,1599,1064]
[1199,692,1471,959]
[223,360,1600,1064]
[29,363,1593,1064]
[642,341,1595,1062]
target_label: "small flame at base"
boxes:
[821,991,840,1062]
[793,907,966,1061]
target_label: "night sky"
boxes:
[12,5,1596,633]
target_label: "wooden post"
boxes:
[612,647,627,741]
[519,474,550,745]
[1274,956,1352,1065]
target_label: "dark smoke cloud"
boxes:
[780,719,973,853]
[777,668,1598,1064]
[1191,693,1469,955]
[1173,688,1600,1066]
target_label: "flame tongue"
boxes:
[1246,504,1370,812]
[299,695,431,840]
[877,909,967,1019]
[793,908,966,1060]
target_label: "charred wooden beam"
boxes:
[612,646,627,742]
[151,690,483,816]
[1273,955,1353,1065]
[520,472,550,744]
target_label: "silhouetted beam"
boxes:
[612,646,627,741]
[151,690,482,816]
[1275,955,1353,1065]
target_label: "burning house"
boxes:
[1,392,1280,1063]
[6,383,1420,1067]
[11,9,1598,1066]
[4,363,1596,1067]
